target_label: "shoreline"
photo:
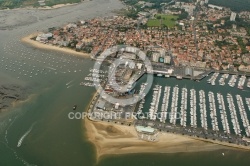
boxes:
[83,90,250,161]
[0,2,79,11]
[84,118,234,162]
[82,85,250,162]
[21,33,91,58]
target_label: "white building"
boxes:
[152,52,160,62]
[230,12,237,21]
[208,4,223,10]
[164,56,171,64]
[36,33,53,42]
[115,103,119,109]
[137,63,142,69]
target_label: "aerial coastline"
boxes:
[0,3,79,11]
[83,90,222,160]
[22,33,91,58]
[20,0,250,159]
[84,118,230,160]
[1,0,250,165]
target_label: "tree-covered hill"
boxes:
[179,0,250,12]
[209,0,250,12]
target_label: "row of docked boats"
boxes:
[217,93,230,134]
[149,85,162,120]
[246,98,250,111]
[207,73,249,90]
[237,75,246,90]
[218,74,229,86]
[248,79,250,88]
[137,83,147,114]
[236,95,250,137]
[227,93,241,136]
[138,83,147,97]
[228,75,237,87]
[136,84,250,137]
[169,86,179,125]
[160,86,171,123]
[199,90,207,130]
[137,99,145,115]
[208,92,219,131]
[180,88,188,127]
[190,89,197,128]
[207,72,219,85]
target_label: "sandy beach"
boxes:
[21,33,91,58]
[84,119,232,160]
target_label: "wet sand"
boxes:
[21,33,91,58]
[0,84,29,112]
[84,119,231,160]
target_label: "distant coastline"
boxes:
[0,1,80,11]
[21,34,90,58]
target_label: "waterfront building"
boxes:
[96,100,106,110]
[185,67,193,76]
[208,4,223,10]
[136,126,155,133]
[164,56,171,64]
[230,12,237,21]
[152,53,160,62]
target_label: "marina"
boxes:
[206,73,249,90]
[135,74,250,140]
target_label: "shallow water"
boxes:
[1,0,250,165]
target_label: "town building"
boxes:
[230,12,237,21]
